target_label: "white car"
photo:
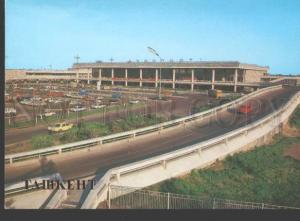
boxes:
[38,112,56,118]
[91,104,106,109]
[70,106,86,112]
[48,99,63,104]
[20,99,31,105]
[5,108,16,116]
[70,100,80,105]
[44,112,56,117]
[129,100,140,104]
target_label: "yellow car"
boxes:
[48,122,73,133]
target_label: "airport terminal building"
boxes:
[6,61,269,92]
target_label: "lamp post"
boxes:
[147,47,162,100]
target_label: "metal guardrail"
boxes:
[5,173,62,196]
[5,85,282,164]
[81,88,300,209]
[108,185,300,209]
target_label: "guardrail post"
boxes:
[107,184,111,209]
[196,148,202,157]
[158,126,163,134]
[244,130,248,136]
[98,140,102,145]
[116,172,120,183]
[224,138,229,146]
[167,192,170,209]
[161,160,167,169]
[9,158,13,164]
[58,148,62,154]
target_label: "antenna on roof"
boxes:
[74,55,80,64]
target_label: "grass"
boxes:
[149,135,300,207]
[31,135,54,150]
[289,107,300,129]
[6,113,167,154]
[5,102,144,130]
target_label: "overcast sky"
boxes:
[5,0,300,74]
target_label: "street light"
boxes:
[147,47,162,100]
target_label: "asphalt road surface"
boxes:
[5,87,298,184]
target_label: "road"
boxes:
[5,94,206,146]
[5,87,298,184]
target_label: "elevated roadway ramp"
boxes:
[5,87,298,184]
[4,86,299,208]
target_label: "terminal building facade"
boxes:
[6,61,270,92]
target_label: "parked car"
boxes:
[238,104,253,114]
[5,107,16,116]
[20,99,31,105]
[129,100,140,104]
[70,106,87,112]
[48,122,73,132]
[47,98,63,104]
[91,104,106,109]
[39,111,56,118]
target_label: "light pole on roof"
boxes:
[147,46,162,99]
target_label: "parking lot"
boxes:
[5,81,241,150]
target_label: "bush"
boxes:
[59,122,111,143]
[149,136,300,207]
[59,127,79,143]
[290,107,300,129]
[84,122,110,137]
[31,135,54,149]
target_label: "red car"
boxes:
[238,104,253,114]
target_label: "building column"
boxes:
[211,69,215,90]
[125,68,128,87]
[98,68,102,87]
[155,69,158,88]
[234,69,238,92]
[139,69,143,87]
[99,69,102,83]
[111,68,114,85]
[76,72,79,83]
[242,69,246,83]
[172,69,176,89]
[87,69,91,84]
[191,69,194,92]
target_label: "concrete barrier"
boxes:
[5,85,282,164]
[4,173,67,209]
[5,173,62,196]
[44,181,68,209]
[81,89,300,209]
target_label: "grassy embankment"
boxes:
[290,106,300,129]
[148,106,300,208]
